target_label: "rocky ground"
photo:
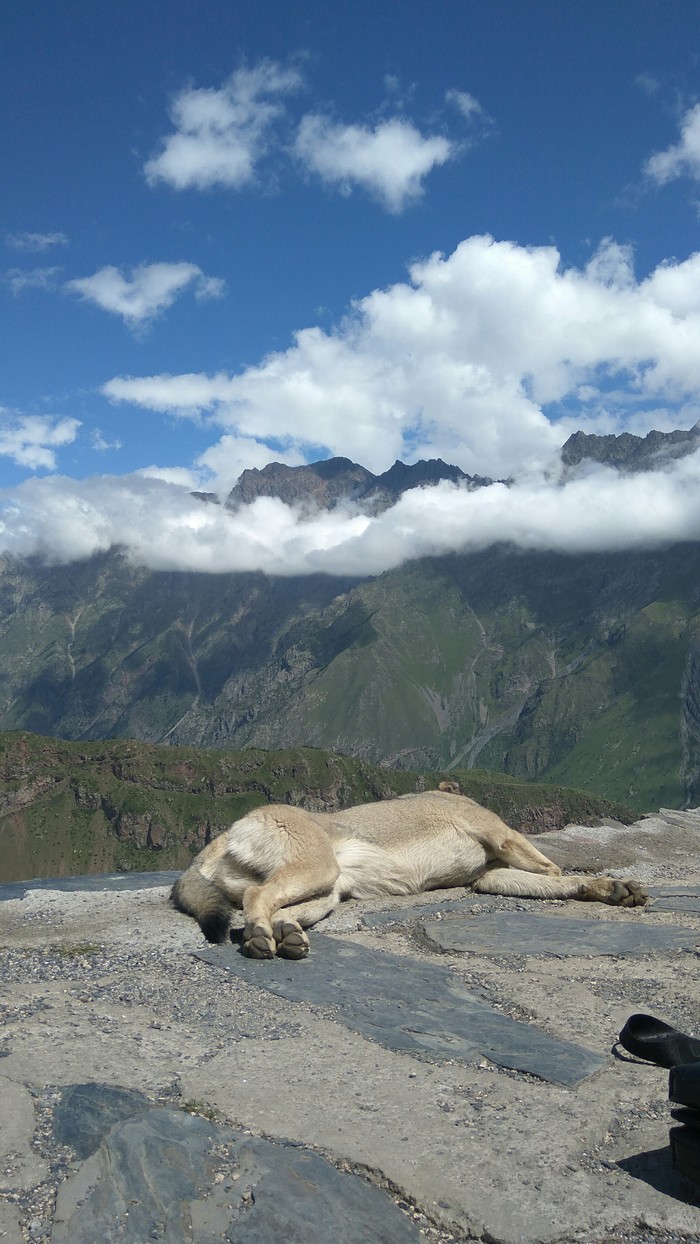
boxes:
[2,809,700,1242]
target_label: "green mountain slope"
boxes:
[180,546,700,811]
[0,731,634,884]
[1,542,699,812]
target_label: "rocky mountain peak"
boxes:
[225,454,493,515]
[561,423,700,472]
[225,458,375,512]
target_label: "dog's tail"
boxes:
[170,867,232,943]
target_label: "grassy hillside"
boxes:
[0,731,635,885]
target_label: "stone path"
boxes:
[1,808,700,1242]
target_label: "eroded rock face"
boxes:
[113,811,153,849]
[0,775,62,813]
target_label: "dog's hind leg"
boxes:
[242,854,341,960]
[473,867,648,906]
[486,830,563,876]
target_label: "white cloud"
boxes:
[102,370,232,417]
[636,73,660,98]
[645,103,700,185]
[5,266,61,293]
[5,231,68,251]
[194,435,305,497]
[294,114,453,212]
[193,274,227,300]
[90,429,122,452]
[2,449,700,575]
[144,60,476,211]
[145,60,303,190]
[445,88,484,121]
[0,413,80,471]
[6,233,700,573]
[137,465,202,488]
[103,235,700,480]
[66,262,226,327]
[583,237,635,288]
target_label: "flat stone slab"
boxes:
[51,1083,419,1244]
[362,897,479,927]
[362,889,700,928]
[197,933,605,1086]
[649,885,700,914]
[0,870,179,901]
[418,911,699,957]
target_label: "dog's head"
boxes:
[437,780,461,795]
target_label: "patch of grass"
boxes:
[180,1099,220,1121]
[49,942,103,957]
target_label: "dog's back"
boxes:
[323,789,511,850]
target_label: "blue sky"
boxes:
[2,0,700,573]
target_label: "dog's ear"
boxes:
[438,780,461,795]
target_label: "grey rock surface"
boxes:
[2,808,700,1242]
[417,909,698,957]
[648,885,700,914]
[0,1079,49,1193]
[197,934,606,1085]
[49,1085,419,1244]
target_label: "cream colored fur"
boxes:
[170,788,648,959]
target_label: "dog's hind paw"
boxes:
[273,919,310,960]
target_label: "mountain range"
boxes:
[224,454,495,513]
[1,424,699,815]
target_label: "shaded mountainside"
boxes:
[0,731,634,884]
[1,543,699,813]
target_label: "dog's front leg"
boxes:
[473,866,648,905]
[241,883,278,959]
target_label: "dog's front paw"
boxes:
[242,922,276,959]
[580,877,648,906]
[543,861,562,877]
[609,879,648,907]
[273,919,310,960]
